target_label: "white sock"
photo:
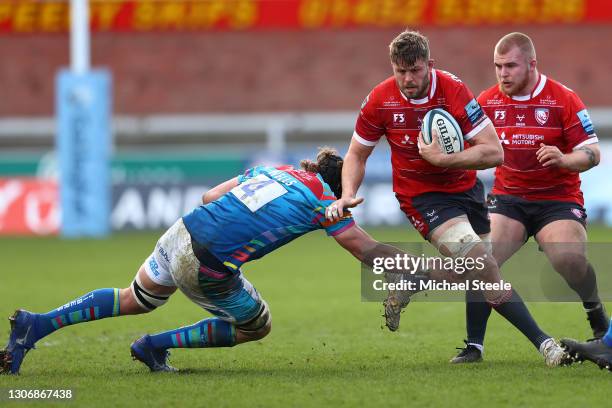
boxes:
[538,337,554,354]
[468,343,484,353]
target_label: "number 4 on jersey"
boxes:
[231,174,288,212]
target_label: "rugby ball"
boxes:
[421,108,464,154]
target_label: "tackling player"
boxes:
[326,30,570,366]
[452,32,609,364]
[0,149,403,374]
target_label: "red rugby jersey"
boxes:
[354,69,491,198]
[478,74,598,205]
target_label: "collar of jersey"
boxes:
[510,74,547,101]
[399,69,437,105]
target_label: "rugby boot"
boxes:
[539,338,573,367]
[0,309,39,375]
[450,340,483,364]
[130,335,178,372]
[561,338,612,372]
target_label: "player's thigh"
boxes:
[397,188,488,240]
[134,265,177,296]
[489,213,527,266]
[429,216,501,285]
[535,219,587,271]
[535,219,587,243]
[177,260,266,326]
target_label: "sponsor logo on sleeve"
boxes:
[577,109,595,135]
[534,108,549,125]
[464,98,484,125]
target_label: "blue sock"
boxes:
[603,318,612,347]
[149,318,236,349]
[35,288,121,341]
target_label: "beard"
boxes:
[400,75,430,99]
[499,71,531,96]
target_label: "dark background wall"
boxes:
[1,25,610,116]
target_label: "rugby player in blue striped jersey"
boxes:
[1,148,415,374]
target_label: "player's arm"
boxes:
[418,122,503,170]
[326,139,372,222]
[537,142,600,172]
[202,177,239,204]
[332,223,406,266]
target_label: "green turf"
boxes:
[0,226,610,407]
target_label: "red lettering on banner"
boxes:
[0,0,607,33]
[0,178,59,236]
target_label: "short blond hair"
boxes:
[495,32,536,60]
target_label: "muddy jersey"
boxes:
[479,74,598,205]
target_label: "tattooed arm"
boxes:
[536,143,600,173]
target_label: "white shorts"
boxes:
[142,219,263,324]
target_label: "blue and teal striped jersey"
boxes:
[182,165,355,272]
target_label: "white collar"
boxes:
[511,74,547,101]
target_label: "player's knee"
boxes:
[472,252,500,280]
[129,275,171,313]
[118,287,148,315]
[551,252,588,281]
[436,222,483,258]
[236,302,272,341]
[436,222,494,277]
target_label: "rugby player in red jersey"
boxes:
[452,32,609,364]
[326,30,570,366]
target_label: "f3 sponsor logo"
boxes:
[494,110,506,121]
[393,113,405,125]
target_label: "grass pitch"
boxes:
[1,226,610,407]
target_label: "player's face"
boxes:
[494,46,535,96]
[392,59,433,99]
